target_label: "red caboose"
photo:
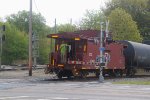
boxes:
[104,42,125,76]
[46,30,125,78]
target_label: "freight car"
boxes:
[121,41,150,76]
[45,30,126,78]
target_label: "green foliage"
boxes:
[37,25,52,64]
[6,10,51,64]
[79,10,105,30]
[108,8,142,42]
[104,0,150,39]
[38,38,50,64]
[57,24,77,33]
[2,22,28,64]
[6,10,46,33]
[105,0,149,15]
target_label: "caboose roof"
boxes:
[47,30,101,40]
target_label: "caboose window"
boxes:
[56,44,59,51]
[75,38,80,41]
[84,45,86,52]
[124,45,128,48]
[51,35,58,38]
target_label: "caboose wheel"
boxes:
[130,69,136,77]
[67,75,71,79]
[82,74,87,79]
[81,72,87,79]
[126,68,136,77]
[57,71,63,79]
[57,74,62,79]
[120,70,123,77]
[114,70,123,77]
[96,72,100,78]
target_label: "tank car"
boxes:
[121,41,150,76]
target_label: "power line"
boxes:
[33,0,40,13]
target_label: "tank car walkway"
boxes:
[0,79,150,100]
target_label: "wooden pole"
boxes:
[29,0,32,76]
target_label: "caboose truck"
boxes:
[45,30,126,79]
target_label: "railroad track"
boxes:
[42,74,150,83]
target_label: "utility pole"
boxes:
[54,18,57,33]
[70,18,72,25]
[29,0,33,76]
[32,31,39,68]
[99,22,104,82]
[0,25,5,70]
[0,29,2,70]
[53,18,57,52]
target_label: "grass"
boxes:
[113,81,150,85]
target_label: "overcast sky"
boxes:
[0,0,106,26]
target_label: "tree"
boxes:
[6,10,46,33]
[1,22,28,64]
[104,0,150,39]
[79,10,105,30]
[108,8,142,42]
[37,25,51,64]
[6,10,51,64]
[57,24,77,32]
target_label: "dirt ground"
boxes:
[0,68,55,79]
[0,68,150,83]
